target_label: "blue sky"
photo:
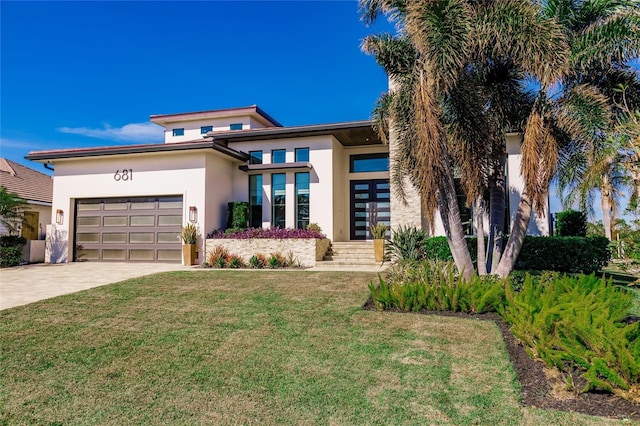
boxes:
[1,1,392,169]
[1,1,636,220]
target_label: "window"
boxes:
[272,173,286,228]
[295,172,310,230]
[200,125,213,134]
[295,147,309,162]
[249,174,263,228]
[172,128,184,137]
[249,151,263,165]
[230,123,243,131]
[272,149,286,164]
[350,153,389,173]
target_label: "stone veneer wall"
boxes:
[205,238,331,268]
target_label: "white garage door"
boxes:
[74,196,183,262]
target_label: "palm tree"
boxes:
[0,186,27,235]
[544,0,640,240]
[361,0,567,278]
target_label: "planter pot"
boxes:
[182,244,197,266]
[373,239,385,262]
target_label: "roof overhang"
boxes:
[239,162,313,173]
[209,120,383,147]
[25,140,250,163]
[150,105,282,128]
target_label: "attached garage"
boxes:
[74,195,183,262]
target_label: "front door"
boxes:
[21,211,39,240]
[350,179,390,240]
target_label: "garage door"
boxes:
[75,196,183,262]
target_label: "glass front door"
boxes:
[350,179,390,240]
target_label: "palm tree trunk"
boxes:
[494,190,532,278]
[475,196,487,275]
[601,173,613,240]
[438,161,474,280]
[487,161,506,273]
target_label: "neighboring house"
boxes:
[25,105,549,263]
[0,158,53,263]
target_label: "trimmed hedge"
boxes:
[422,235,610,273]
[226,202,249,230]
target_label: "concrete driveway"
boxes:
[0,262,188,310]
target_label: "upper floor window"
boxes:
[230,123,243,131]
[172,128,184,137]
[272,149,286,164]
[295,147,309,162]
[201,126,213,134]
[350,153,389,173]
[249,151,263,165]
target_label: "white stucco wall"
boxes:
[46,150,235,263]
[161,116,265,143]
[227,135,337,239]
[505,133,550,236]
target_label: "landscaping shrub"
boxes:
[369,260,507,313]
[208,227,325,239]
[0,235,26,267]
[207,246,230,267]
[385,226,428,262]
[514,236,610,273]
[503,273,640,395]
[421,236,610,274]
[0,247,24,267]
[226,201,249,230]
[249,254,267,269]
[556,209,587,237]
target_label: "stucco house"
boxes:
[25,105,549,264]
[0,158,53,263]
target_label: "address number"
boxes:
[114,169,133,181]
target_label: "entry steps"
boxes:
[318,241,380,267]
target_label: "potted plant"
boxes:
[180,223,199,266]
[370,223,388,262]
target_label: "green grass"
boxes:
[0,271,635,425]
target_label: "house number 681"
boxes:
[114,169,133,181]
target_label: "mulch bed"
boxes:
[363,299,640,421]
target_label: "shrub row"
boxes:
[418,235,610,274]
[369,261,639,398]
[207,227,325,240]
[205,245,301,269]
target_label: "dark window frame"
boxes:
[349,153,389,173]
[295,147,309,162]
[271,149,286,164]
[200,125,213,134]
[230,123,243,131]
[249,151,263,165]
[172,128,185,137]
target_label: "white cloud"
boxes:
[58,122,164,143]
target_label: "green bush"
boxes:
[0,246,24,267]
[0,235,26,267]
[503,273,639,393]
[226,201,249,230]
[514,236,610,273]
[421,236,610,274]
[369,260,507,313]
[556,210,587,237]
[386,226,428,262]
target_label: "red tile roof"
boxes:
[0,159,53,204]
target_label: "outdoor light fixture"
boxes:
[56,209,64,225]
[189,206,198,223]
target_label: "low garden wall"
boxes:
[205,238,331,268]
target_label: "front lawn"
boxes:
[0,271,630,424]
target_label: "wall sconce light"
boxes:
[56,209,64,225]
[189,206,198,223]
